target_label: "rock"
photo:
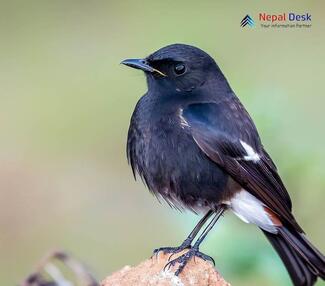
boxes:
[101,251,230,286]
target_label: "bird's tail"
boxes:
[263,227,325,286]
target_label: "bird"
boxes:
[121,44,325,285]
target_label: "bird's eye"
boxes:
[174,63,186,75]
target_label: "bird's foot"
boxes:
[153,238,192,258]
[163,246,215,276]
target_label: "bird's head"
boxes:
[121,44,226,95]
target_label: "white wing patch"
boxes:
[178,108,190,128]
[227,189,278,233]
[240,140,260,162]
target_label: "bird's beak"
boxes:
[121,58,166,77]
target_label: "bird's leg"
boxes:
[153,210,213,256]
[164,207,225,276]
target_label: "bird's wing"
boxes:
[182,99,302,232]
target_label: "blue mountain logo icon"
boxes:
[241,15,255,27]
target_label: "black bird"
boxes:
[121,44,325,285]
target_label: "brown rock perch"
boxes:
[101,252,230,286]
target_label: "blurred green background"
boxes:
[0,1,324,285]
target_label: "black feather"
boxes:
[263,227,325,286]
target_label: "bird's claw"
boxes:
[163,247,215,276]
[153,245,191,261]
[153,238,192,259]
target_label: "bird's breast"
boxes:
[127,109,229,211]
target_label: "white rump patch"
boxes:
[227,190,277,233]
[240,140,260,162]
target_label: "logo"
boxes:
[240,12,312,29]
[240,15,255,27]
